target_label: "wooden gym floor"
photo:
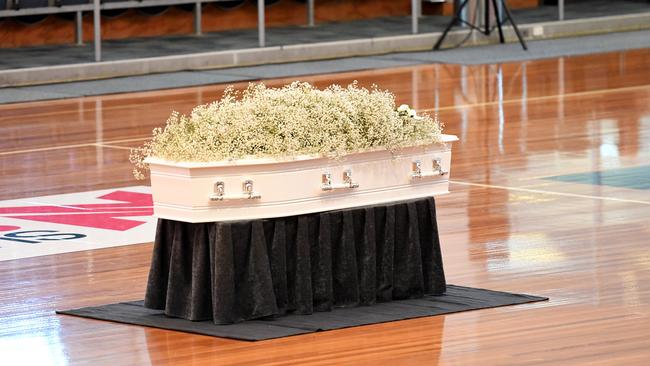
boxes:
[1,49,649,365]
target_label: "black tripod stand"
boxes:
[433,0,527,50]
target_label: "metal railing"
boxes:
[0,0,318,62]
[0,0,570,63]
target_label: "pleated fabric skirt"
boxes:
[144,197,446,324]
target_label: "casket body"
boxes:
[146,134,458,223]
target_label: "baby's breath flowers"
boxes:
[130,81,443,179]
[397,104,419,119]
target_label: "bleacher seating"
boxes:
[56,0,89,5]
[138,4,169,15]
[215,0,244,9]
[15,0,51,8]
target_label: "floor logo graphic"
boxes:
[0,227,86,244]
[0,186,156,261]
[0,190,152,231]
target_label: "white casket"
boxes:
[145,134,458,223]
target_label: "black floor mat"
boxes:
[57,285,547,341]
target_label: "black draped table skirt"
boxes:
[144,197,446,324]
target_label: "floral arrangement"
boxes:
[130,81,443,179]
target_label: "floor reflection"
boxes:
[0,319,67,366]
[143,316,445,365]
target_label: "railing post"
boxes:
[194,1,202,35]
[75,11,83,45]
[411,0,418,34]
[307,0,314,27]
[93,0,101,62]
[258,0,265,47]
[558,0,564,21]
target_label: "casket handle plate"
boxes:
[210,180,262,201]
[411,158,448,179]
[321,169,359,191]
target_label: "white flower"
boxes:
[408,109,417,118]
[397,104,410,113]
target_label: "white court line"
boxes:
[93,143,135,151]
[0,136,148,156]
[422,84,650,113]
[517,164,649,182]
[19,201,91,211]
[3,84,650,157]
[450,180,650,205]
[519,174,576,181]
[2,208,153,217]
[1,142,101,156]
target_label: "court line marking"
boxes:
[1,142,100,156]
[518,164,650,182]
[450,180,650,205]
[95,144,136,151]
[520,173,598,181]
[0,137,148,156]
[93,137,148,144]
[2,84,649,156]
[1,78,649,120]
[423,83,650,112]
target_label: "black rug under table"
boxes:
[58,285,547,341]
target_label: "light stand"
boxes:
[433,0,528,50]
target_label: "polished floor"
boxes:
[1,49,649,365]
[1,0,649,69]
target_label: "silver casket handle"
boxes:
[321,169,360,191]
[210,180,261,201]
[411,158,448,179]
